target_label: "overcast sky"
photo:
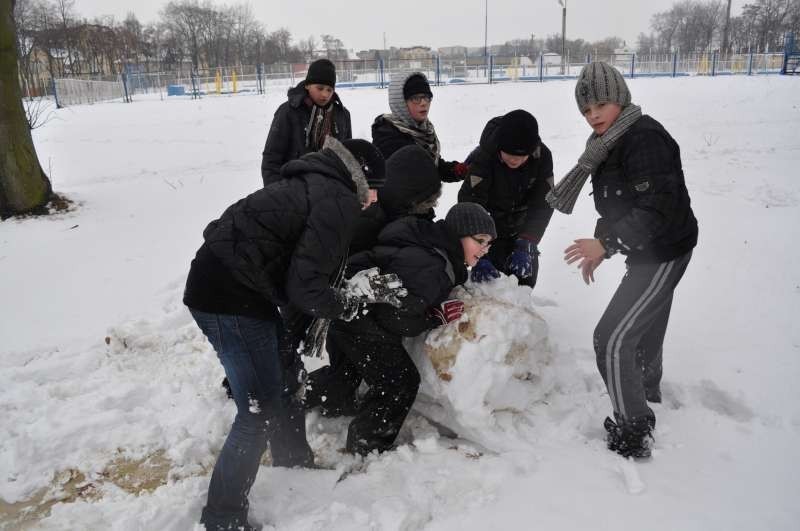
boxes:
[73,0,746,51]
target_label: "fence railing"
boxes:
[49,52,787,107]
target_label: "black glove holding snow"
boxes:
[337,267,408,321]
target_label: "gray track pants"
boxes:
[593,251,692,424]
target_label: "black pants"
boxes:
[486,236,539,288]
[593,251,691,425]
[320,322,421,455]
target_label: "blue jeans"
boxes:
[190,309,284,531]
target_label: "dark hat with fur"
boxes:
[306,58,336,88]
[445,203,497,239]
[342,139,386,188]
[497,109,540,155]
[381,145,441,216]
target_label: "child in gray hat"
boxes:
[550,61,698,458]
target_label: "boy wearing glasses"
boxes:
[311,203,496,456]
[372,71,467,183]
[261,59,352,187]
[458,109,554,289]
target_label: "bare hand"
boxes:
[579,256,604,284]
[564,239,606,285]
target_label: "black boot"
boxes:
[269,398,315,468]
[604,416,655,459]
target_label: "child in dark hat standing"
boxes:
[308,202,496,456]
[550,62,698,459]
[372,71,468,183]
[261,58,352,187]
[458,109,554,289]
[184,137,405,530]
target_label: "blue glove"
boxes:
[507,239,539,279]
[471,258,501,283]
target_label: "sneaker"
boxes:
[604,417,654,459]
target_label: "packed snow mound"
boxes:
[407,275,556,452]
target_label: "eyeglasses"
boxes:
[470,236,492,249]
[407,94,432,104]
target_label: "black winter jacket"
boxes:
[371,115,461,183]
[339,216,468,340]
[457,116,555,242]
[261,82,352,187]
[592,115,698,264]
[184,149,363,320]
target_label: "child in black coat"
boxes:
[371,71,467,183]
[310,202,497,456]
[552,62,698,459]
[184,137,403,530]
[261,59,352,186]
[458,109,554,289]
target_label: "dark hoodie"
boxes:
[457,116,555,242]
[349,145,442,253]
[261,81,352,187]
[184,142,366,321]
[339,216,468,339]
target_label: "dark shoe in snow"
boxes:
[604,416,654,459]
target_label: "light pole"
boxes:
[558,0,567,75]
[484,0,488,58]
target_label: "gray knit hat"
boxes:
[445,203,497,239]
[575,62,631,113]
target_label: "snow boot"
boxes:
[604,416,655,459]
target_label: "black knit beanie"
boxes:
[342,139,386,188]
[403,74,433,100]
[575,61,631,113]
[445,203,497,239]
[497,109,540,155]
[306,59,336,88]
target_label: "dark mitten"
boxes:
[507,239,539,279]
[471,258,500,283]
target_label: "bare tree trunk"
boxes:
[1,0,51,218]
[722,0,733,53]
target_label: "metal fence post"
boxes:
[711,50,717,76]
[436,55,441,86]
[51,78,61,108]
[748,51,753,75]
[630,53,636,77]
[379,58,385,88]
[539,52,544,82]
[672,51,678,77]
[121,72,131,103]
[489,55,494,84]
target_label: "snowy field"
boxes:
[1,76,799,530]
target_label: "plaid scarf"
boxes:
[547,104,643,214]
[306,103,335,151]
[382,113,441,165]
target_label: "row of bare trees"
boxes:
[640,0,800,54]
[12,0,348,95]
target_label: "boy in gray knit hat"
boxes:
[553,62,698,459]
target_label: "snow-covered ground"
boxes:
[1,76,799,530]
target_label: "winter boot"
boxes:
[268,398,315,468]
[604,416,655,459]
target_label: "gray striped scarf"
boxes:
[384,71,441,164]
[547,104,642,214]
